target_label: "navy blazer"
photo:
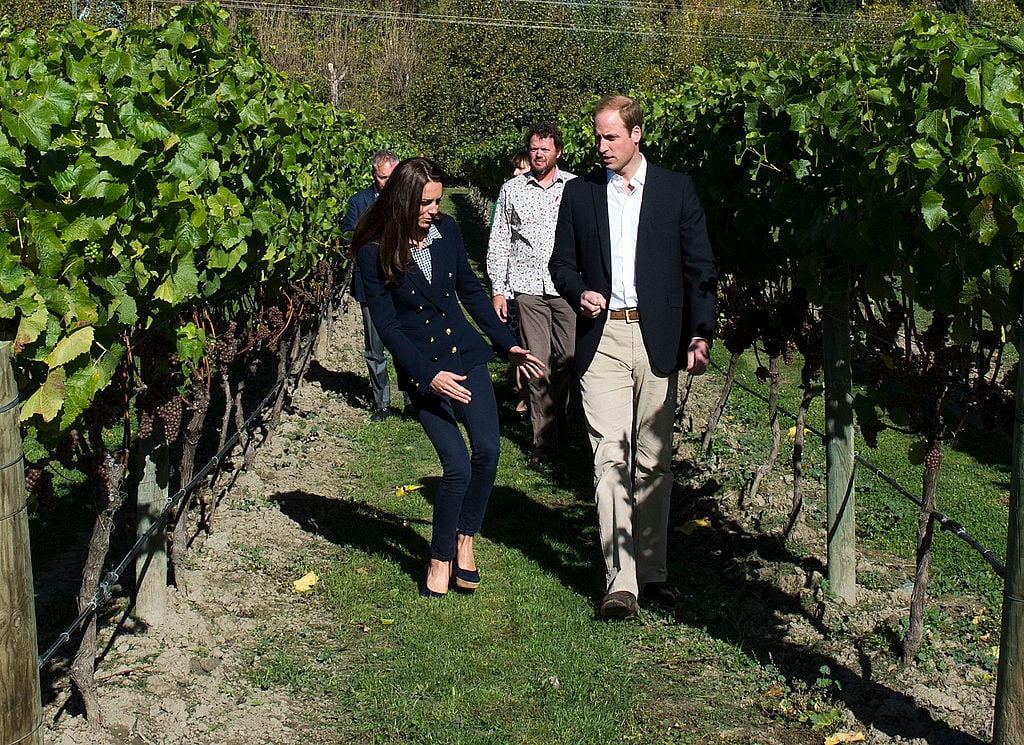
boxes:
[358,215,517,395]
[342,184,378,303]
[549,163,718,376]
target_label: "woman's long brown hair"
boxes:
[352,157,444,284]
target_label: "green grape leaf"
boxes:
[167,132,214,180]
[93,138,146,166]
[1,100,53,150]
[153,253,199,304]
[920,190,948,230]
[45,325,94,368]
[14,302,48,352]
[118,100,171,142]
[21,366,65,423]
[101,49,133,83]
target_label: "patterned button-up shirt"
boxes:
[410,223,443,283]
[487,167,575,297]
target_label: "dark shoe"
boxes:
[370,408,390,422]
[599,590,639,620]
[454,565,480,591]
[419,565,447,598]
[639,582,679,609]
[401,404,416,420]
[528,449,553,468]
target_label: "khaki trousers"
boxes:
[579,317,678,596]
[514,294,576,453]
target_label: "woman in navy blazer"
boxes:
[354,158,544,597]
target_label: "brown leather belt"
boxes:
[608,308,640,323]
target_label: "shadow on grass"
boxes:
[272,488,432,584]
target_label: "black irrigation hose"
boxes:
[38,290,333,669]
[708,360,1007,579]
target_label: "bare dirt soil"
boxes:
[38,302,997,745]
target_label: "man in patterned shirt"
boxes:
[487,124,577,465]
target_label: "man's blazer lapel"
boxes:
[636,165,662,260]
[589,175,612,280]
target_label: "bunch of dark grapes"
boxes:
[868,356,890,389]
[265,306,285,335]
[858,419,884,449]
[924,444,943,470]
[25,466,55,511]
[294,284,317,305]
[54,430,81,469]
[978,380,1013,431]
[211,322,239,366]
[722,311,760,355]
[920,314,950,355]
[137,409,155,439]
[156,395,183,442]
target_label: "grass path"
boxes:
[245,190,992,744]
[244,189,828,743]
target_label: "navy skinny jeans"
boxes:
[409,363,501,561]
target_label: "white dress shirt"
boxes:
[606,156,647,310]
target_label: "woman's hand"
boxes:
[430,370,472,403]
[509,346,545,380]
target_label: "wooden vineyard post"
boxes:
[134,436,168,624]
[823,290,857,605]
[0,341,43,745]
[994,296,1024,744]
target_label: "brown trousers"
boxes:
[514,294,577,453]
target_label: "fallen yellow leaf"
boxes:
[787,425,798,439]
[825,732,865,745]
[396,484,424,496]
[292,571,318,593]
[677,518,711,535]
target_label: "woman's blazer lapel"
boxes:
[404,244,452,310]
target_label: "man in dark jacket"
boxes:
[550,96,718,619]
[341,149,412,420]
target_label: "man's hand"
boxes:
[686,338,710,376]
[492,294,508,322]
[579,290,607,319]
[430,371,472,403]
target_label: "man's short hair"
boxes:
[524,123,563,151]
[371,149,400,174]
[595,95,643,133]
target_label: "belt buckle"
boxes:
[625,308,639,324]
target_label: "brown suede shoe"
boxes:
[599,590,639,620]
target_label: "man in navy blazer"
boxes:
[550,95,718,619]
[341,149,411,421]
